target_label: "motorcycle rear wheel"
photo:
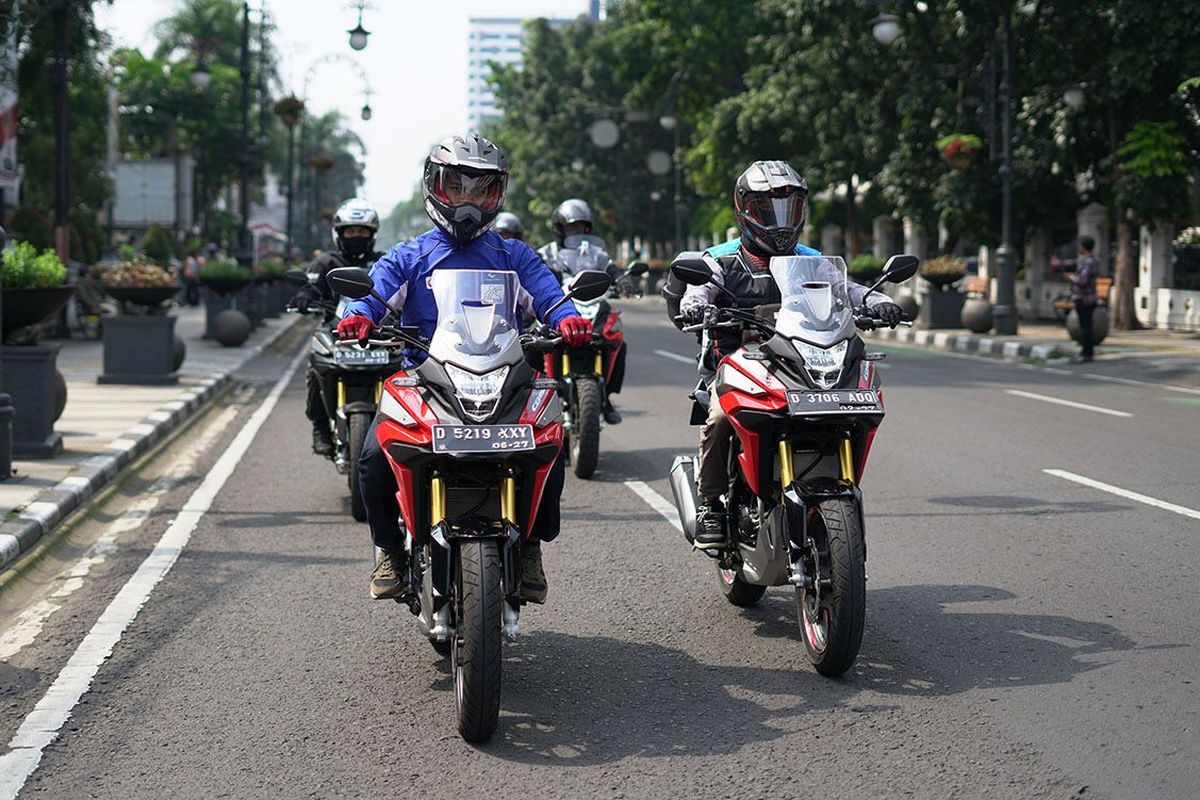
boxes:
[570,377,601,479]
[347,411,371,522]
[452,540,503,742]
[796,497,865,677]
[716,563,767,607]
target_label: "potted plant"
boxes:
[1,241,73,457]
[98,260,184,385]
[848,253,886,286]
[199,259,253,345]
[936,134,984,172]
[199,258,252,296]
[920,255,967,290]
[917,256,967,329]
[255,256,288,317]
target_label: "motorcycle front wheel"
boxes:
[796,497,865,677]
[347,411,371,522]
[570,377,601,479]
[452,539,503,742]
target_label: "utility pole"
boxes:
[992,9,1019,335]
[237,1,251,266]
[52,0,69,263]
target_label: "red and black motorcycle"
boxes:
[667,253,917,677]
[327,265,611,742]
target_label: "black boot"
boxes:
[312,424,334,457]
[603,399,623,425]
[694,499,728,550]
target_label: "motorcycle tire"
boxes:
[347,412,371,522]
[570,377,601,479]
[452,539,503,743]
[796,497,865,678]
[716,563,767,607]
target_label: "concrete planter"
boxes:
[99,315,180,385]
[961,297,994,333]
[917,289,965,329]
[1,344,64,458]
[241,286,264,330]
[1066,305,1109,346]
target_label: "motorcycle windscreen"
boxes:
[770,255,855,348]
[557,234,612,276]
[427,269,522,372]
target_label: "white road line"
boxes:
[1081,372,1200,397]
[1044,469,1200,521]
[623,479,683,532]
[653,349,695,366]
[0,350,306,800]
[0,407,241,663]
[1003,389,1132,418]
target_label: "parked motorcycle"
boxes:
[326,264,612,742]
[540,234,646,477]
[666,253,918,677]
[285,269,406,522]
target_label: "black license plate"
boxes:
[432,424,536,454]
[335,348,390,366]
[786,389,882,416]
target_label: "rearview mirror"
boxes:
[566,269,613,303]
[283,268,309,287]
[670,252,712,286]
[881,254,919,283]
[326,266,374,300]
[627,260,649,277]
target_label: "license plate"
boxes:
[335,348,390,366]
[432,424,536,454]
[786,389,882,416]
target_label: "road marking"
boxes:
[1044,469,1200,521]
[0,350,306,800]
[0,407,240,663]
[623,480,683,532]
[1003,389,1132,418]
[654,349,695,366]
[1081,372,1200,397]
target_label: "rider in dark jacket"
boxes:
[680,161,903,549]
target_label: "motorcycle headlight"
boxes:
[445,364,510,421]
[796,340,848,389]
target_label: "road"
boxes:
[1,303,1198,799]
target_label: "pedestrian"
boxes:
[1070,236,1099,363]
[182,249,202,306]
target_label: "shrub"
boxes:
[142,224,176,265]
[199,258,252,282]
[848,253,885,282]
[255,257,287,279]
[920,255,967,284]
[2,241,68,288]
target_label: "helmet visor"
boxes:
[741,189,805,231]
[431,165,507,213]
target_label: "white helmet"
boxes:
[331,198,380,260]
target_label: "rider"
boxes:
[537,199,628,425]
[494,211,525,241]
[300,198,383,456]
[337,134,594,603]
[679,160,904,549]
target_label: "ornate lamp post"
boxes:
[346,0,373,51]
[273,96,305,256]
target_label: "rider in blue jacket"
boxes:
[338,134,593,603]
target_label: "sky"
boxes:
[95,0,590,215]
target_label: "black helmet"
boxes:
[494,211,524,241]
[734,160,809,256]
[423,134,509,244]
[331,198,380,261]
[551,198,593,245]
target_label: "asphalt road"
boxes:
[1,302,1198,799]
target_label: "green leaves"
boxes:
[2,241,68,289]
[1119,121,1190,179]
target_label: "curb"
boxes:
[865,326,1068,362]
[0,315,305,573]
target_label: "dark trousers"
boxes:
[1075,301,1095,359]
[607,342,627,396]
[305,365,330,429]
[357,416,566,550]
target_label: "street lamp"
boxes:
[360,103,372,121]
[273,96,305,255]
[869,13,901,46]
[346,0,372,51]
[659,112,683,250]
[1063,84,1085,109]
[191,60,212,90]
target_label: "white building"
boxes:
[466,18,526,132]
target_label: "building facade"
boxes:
[466,17,526,132]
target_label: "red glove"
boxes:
[337,313,374,342]
[557,316,593,347]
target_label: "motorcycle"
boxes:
[326,264,613,742]
[285,268,407,522]
[540,233,647,478]
[666,253,918,677]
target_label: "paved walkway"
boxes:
[0,306,304,570]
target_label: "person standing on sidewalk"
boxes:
[1070,236,1099,363]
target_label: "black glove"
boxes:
[875,302,904,327]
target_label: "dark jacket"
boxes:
[1071,254,1098,304]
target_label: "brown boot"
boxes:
[519,540,548,604]
[369,548,407,599]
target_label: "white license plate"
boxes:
[432,424,536,454]
[786,389,882,416]
[335,348,390,366]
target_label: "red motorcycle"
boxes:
[327,265,612,742]
[667,253,917,677]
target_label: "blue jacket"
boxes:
[343,228,578,338]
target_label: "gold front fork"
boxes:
[593,352,603,374]
[336,379,346,410]
[374,380,382,404]
[838,438,856,485]
[499,474,516,524]
[778,440,795,490]
[561,353,570,376]
[430,476,446,525]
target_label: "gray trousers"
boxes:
[698,399,733,501]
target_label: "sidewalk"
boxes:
[0,306,305,572]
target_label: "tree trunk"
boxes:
[1110,215,1140,330]
[844,177,860,258]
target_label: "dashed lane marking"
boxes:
[1044,469,1200,522]
[623,480,683,533]
[653,349,696,366]
[1004,389,1132,418]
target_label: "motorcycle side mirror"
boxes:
[627,260,650,277]
[283,268,309,287]
[881,254,919,283]
[670,252,712,286]
[326,266,375,300]
[545,269,613,316]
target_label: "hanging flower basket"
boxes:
[309,154,335,172]
[936,134,984,172]
[273,95,305,128]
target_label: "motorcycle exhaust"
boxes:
[669,456,700,544]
